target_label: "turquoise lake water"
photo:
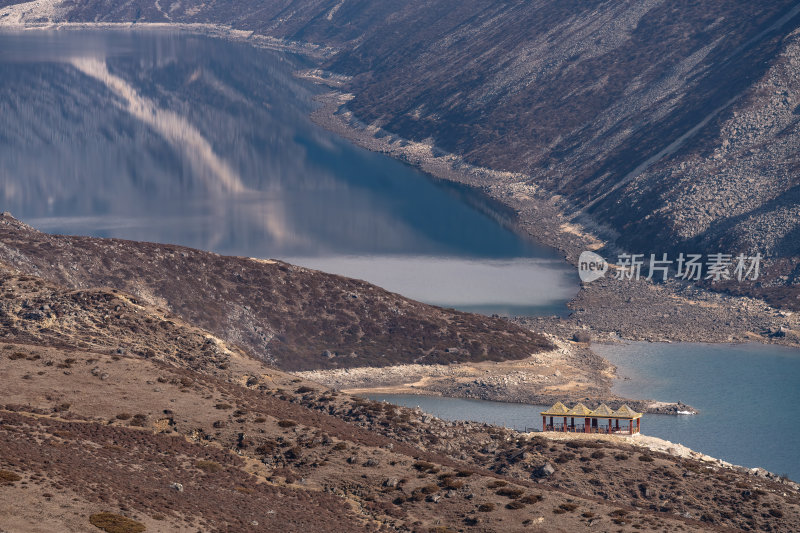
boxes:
[595,341,800,480]
[369,341,800,481]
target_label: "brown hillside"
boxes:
[0,214,552,371]
[0,267,798,531]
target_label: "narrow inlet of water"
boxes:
[0,28,577,316]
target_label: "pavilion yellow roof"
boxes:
[541,402,644,419]
[567,403,593,416]
[540,402,570,416]
[590,403,615,417]
[612,405,642,419]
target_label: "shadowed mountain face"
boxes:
[15,0,798,266]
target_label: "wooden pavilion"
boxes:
[541,402,642,434]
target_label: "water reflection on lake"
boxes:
[0,29,576,316]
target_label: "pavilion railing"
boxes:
[543,423,638,434]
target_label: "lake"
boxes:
[0,28,576,316]
[369,341,800,481]
[596,341,800,481]
[366,393,550,433]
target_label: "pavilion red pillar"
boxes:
[584,417,590,433]
[637,418,640,433]
[608,418,612,434]
[629,420,633,434]
[563,417,567,431]
[542,415,546,431]
[615,419,619,432]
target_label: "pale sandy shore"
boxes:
[296,335,697,415]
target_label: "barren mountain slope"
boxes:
[0,214,552,371]
[1,266,798,532]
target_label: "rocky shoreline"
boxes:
[296,336,697,416]
[304,88,800,413]
[309,90,799,351]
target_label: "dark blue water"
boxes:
[0,29,576,315]
[595,342,800,480]
[367,394,548,433]
[369,342,800,481]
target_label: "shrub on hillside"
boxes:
[0,470,22,484]
[196,460,222,473]
[441,478,464,490]
[88,512,146,533]
[572,331,591,343]
[129,414,147,427]
[496,487,524,499]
